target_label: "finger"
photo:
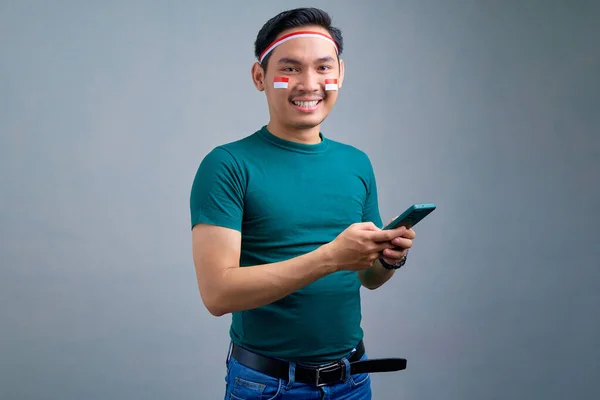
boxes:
[391,237,412,247]
[371,226,406,242]
[403,228,416,240]
[382,248,407,259]
[374,241,396,253]
[391,237,413,249]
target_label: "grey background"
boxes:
[1,1,598,399]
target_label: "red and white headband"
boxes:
[259,30,339,63]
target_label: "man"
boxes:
[190,7,416,399]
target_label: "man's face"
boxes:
[253,26,345,131]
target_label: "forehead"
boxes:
[267,26,337,62]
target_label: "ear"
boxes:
[251,62,265,91]
[337,58,345,89]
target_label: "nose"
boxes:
[297,70,321,94]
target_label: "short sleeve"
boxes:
[189,147,246,231]
[361,156,383,228]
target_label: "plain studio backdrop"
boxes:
[1,1,598,399]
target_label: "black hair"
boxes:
[254,7,344,71]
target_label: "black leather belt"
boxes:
[230,341,407,387]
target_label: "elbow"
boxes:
[196,265,240,316]
[196,271,229,316]
[361,281,381,290]
[358,271,378,290]
[199,288,231,317]
[206,304,228,317]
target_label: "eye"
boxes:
[282,67,298,72]
[318,65,332,71]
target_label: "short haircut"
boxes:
[254,7,344,71]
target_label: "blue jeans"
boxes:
[224,344,372,399]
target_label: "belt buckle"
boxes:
[314,361,343,388]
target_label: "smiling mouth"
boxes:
[290,99,322,110]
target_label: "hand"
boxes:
[380,217,416,265]
[324,222,408,271]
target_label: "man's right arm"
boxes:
[191,221,402,316]
[191,223,338,316]
[190,147,339,316]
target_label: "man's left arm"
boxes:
[357,154,415,290]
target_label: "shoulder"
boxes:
[195,129,263,174]
[325,137,374,168]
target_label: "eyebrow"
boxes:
[316,56,336,63]
[277,56,336,65]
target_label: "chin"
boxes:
[288,117,326,130]
[289,111,329,129]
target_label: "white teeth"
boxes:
[293,100,319,108]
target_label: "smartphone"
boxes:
[383,203,436,230]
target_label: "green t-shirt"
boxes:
[190,125,383,363]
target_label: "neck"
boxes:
[266,120,322,144]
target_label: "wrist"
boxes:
[379,250,408,270]
[315,244,340,274]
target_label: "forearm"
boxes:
[358,259,395,290]
[206,247,337,316]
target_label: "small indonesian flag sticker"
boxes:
[273,76,289,89]
[325,79,338,91]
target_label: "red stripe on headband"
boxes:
[259,30,338,62]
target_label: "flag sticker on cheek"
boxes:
[273,76,289,89]
[325,79,338,91]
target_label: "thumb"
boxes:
[354,221,380,231]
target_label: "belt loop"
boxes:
[341,357,351,383]
[225,341,233,366]
[285,362,296,389]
